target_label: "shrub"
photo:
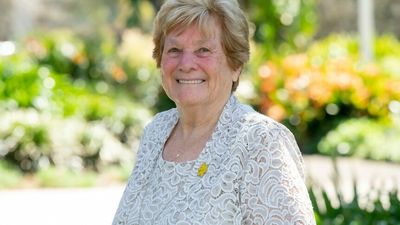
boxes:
[252,35,400,153]
[0,48,151,120]
[22,29,161,109]
[0,109,142,172]
[23,30,120,83]
[0,121,51,172]
[309,184,400,224]
[0,161,23,189]
[0,47,152,172]
[318,117,400,162]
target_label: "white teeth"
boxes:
[177,79,204,84]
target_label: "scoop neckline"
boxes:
[160,122,214,166]
[159,111,221,165]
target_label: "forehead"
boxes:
[165,17,222,44]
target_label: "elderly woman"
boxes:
[113,0,315,224]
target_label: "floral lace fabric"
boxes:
[113,96,316,225]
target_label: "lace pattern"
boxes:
[113,96,315,225]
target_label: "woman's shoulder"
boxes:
[237,103,291,135]
[236,102,305,179]
[239,107,299,152]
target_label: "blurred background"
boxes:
[0,0,400,224]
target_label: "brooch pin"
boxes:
[197,162,208,177]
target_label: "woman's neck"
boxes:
[177,107,221,138]
[162,95,232,162]
[176,96,229,137]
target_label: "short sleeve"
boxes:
[240,122,316,225]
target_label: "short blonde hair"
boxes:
[152,0,250,91]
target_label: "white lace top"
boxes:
[113,96,316,225]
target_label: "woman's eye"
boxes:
[168,48,180,53]
[198,47,210,53]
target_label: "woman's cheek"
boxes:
[161,57,178,73]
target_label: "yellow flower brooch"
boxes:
[197,162,208,177]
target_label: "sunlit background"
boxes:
[1,0,400,224]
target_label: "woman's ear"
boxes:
[232,66,242,82]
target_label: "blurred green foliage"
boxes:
[0,32,152,173]
[125,0,156,32]
[252,35,400,154]
[0,161,23,189]
[0,45,151,122]
[318,118,400,162]
[19,29,161,108]
[0,121,51,172]
[245,0,317,56]
[310,185,400,225]
[36,167,97,188]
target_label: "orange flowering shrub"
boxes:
[254,35,400,153]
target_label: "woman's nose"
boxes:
[178,51,196,73]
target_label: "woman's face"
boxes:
[160,19,240,110]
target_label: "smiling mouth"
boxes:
[177,79,205,84]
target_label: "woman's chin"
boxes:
[173,96,209,108]
[176,99,205,108]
